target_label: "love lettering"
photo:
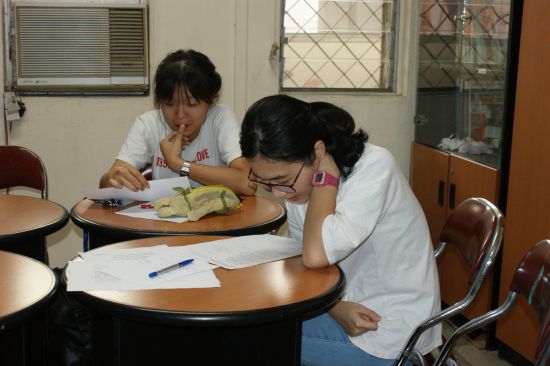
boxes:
[156,148,210,168]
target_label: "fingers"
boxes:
[111,173,141,192]
[359,307,381,322]
[356,315,379,331]
[131,170,150,190]
[123,169,149,191]
[354,304,381,331]
[177,124,190,146]
[108,178,123,189]
[108,162,149,191]
[329,301,382,337]
[163,130,178,142]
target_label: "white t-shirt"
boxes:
[116,104,242,188]
[287,143,441,359]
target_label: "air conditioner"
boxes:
[13,2,149,94]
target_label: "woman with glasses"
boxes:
[100,49,255,196]
[240,95,441,366]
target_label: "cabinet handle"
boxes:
[438,181,445,207]
[413,114,428,126]
[449,183,456,209]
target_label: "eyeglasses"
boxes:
[248,162,305,193]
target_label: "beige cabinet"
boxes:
[411,142,500,319]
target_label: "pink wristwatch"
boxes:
[311,170,340,189]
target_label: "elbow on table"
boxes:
[236,184,257,197]
[302,252,330,269]
[231,179,257,196]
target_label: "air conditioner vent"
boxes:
[110,8,146,77]
[14,3,148,94]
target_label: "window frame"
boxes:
[279,0,400,93]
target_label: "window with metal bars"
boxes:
[280,0,398,92]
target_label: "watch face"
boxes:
[311,170,339,188]
[313,171,325,184]
[179,163,191,177]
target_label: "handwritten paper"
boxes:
[172,235,303,269]
[67,245,219,291]
[66,235,303,292]
[84,176,190,201]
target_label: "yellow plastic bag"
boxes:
[154,185,241,221]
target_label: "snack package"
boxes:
[154,185,241,221]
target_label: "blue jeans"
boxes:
[301,313,400,366]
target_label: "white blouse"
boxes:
[287,143,442,359]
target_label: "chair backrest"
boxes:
[434,239,550,366]
[435,197,504,284]
[0,145,48,199]
[395,197,504,366]
[509,239,550,365]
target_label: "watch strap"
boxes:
[312,170,340,188]
[179,161,191,177]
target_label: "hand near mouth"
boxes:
[160,124,190,172]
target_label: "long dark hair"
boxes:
[240,95,368,178]
[154,49,221,107]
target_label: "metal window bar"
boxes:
[280,0,398,92]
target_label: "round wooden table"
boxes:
[0,251,58,365]
[71,195,287,250]
[0,194,69,262]
[71,235,345,366]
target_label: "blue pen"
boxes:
[148,259,194,278]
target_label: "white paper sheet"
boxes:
[67,235,303,291]
[114,202,189,223]
[66,262,220,291]
[172,235,303,269]
[67,245,220,291]
[84,176,190,201]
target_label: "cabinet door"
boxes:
[411,143,501,319]
[496,1,550,362]
[448,155,500,209]
[410,142,450,304]
[441,155,500,318]
[416,2,511,170]
[410,142,450,247]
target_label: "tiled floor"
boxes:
[441,321,515,366]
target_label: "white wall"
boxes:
[3,0,418,268]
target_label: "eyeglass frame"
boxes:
[248,161,306,193]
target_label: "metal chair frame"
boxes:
[395,197,505,366]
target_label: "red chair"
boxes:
[395,197,504,366]
[434,239,550,366]
[0,145,48,199]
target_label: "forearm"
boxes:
[188,163,256,196]
[164,157,255,196]
[302,185,337,268]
